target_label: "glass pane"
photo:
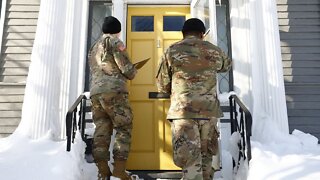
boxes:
[90,5,112,45]
[194,0,232,93]
[163,16,185,31]
[216,4,230,93]
[132,16,154,32]
[193,0,210,30]
[85,3,112,91]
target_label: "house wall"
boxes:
[0,0,40,137]
[277,0,320,139]
[16,0,89,139]
[0,0,294,140]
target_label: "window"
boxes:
[88,3,112,45]
[163,16,185,31]
[85,1,112,91]
[131,16,154,32]
[193,0,233,93]
[216,2,232,93]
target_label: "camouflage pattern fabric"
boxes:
[171,118,219,180]
[88,33,136,163]
[91,92,133,161]
[156,35,231,119]
[157,34,231,179]
[88,34,137,96]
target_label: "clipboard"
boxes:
[133,58,150,69]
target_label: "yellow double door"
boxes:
[126,6,190,170]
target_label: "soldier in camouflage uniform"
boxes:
[88,16,137,180]
[156,18,231,180]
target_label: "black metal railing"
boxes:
[66,94,87,151]
[66,92,253,170]
[229,95,252,169]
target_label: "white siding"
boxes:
[0,0,40,137]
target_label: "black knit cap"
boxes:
[102,16,121,34]
[182,18,206,34]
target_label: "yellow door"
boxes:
[126,6,190,170]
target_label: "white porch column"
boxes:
[250,0,289,136]
[16,0,89,140]
[230,0,289,140]
[229,0,253,106]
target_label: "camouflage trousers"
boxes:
[90,92,133,162]
[171,118,219,180]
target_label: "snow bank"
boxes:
[0,132,86,180]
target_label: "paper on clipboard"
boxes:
[133,58,150,69]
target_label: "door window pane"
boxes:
[163,16,185,31]
[132,16,154,32]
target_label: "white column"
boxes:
[250,0,289,136]
[16,0,89,140]
[229,0,253,106]
[230,0,289,140]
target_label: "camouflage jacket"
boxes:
[88,34,137,96]
[156,35,231,119]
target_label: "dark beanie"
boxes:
[182,18,206,34]
[102,16,121,34]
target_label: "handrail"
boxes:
[229,95,252,169]
[66,94,87,151]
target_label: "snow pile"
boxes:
[247,129,320,180]
[0,132,86,180]
[0,127,319,180]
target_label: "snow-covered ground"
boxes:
[0,127,319,180]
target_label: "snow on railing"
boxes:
[229,95,252,171]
